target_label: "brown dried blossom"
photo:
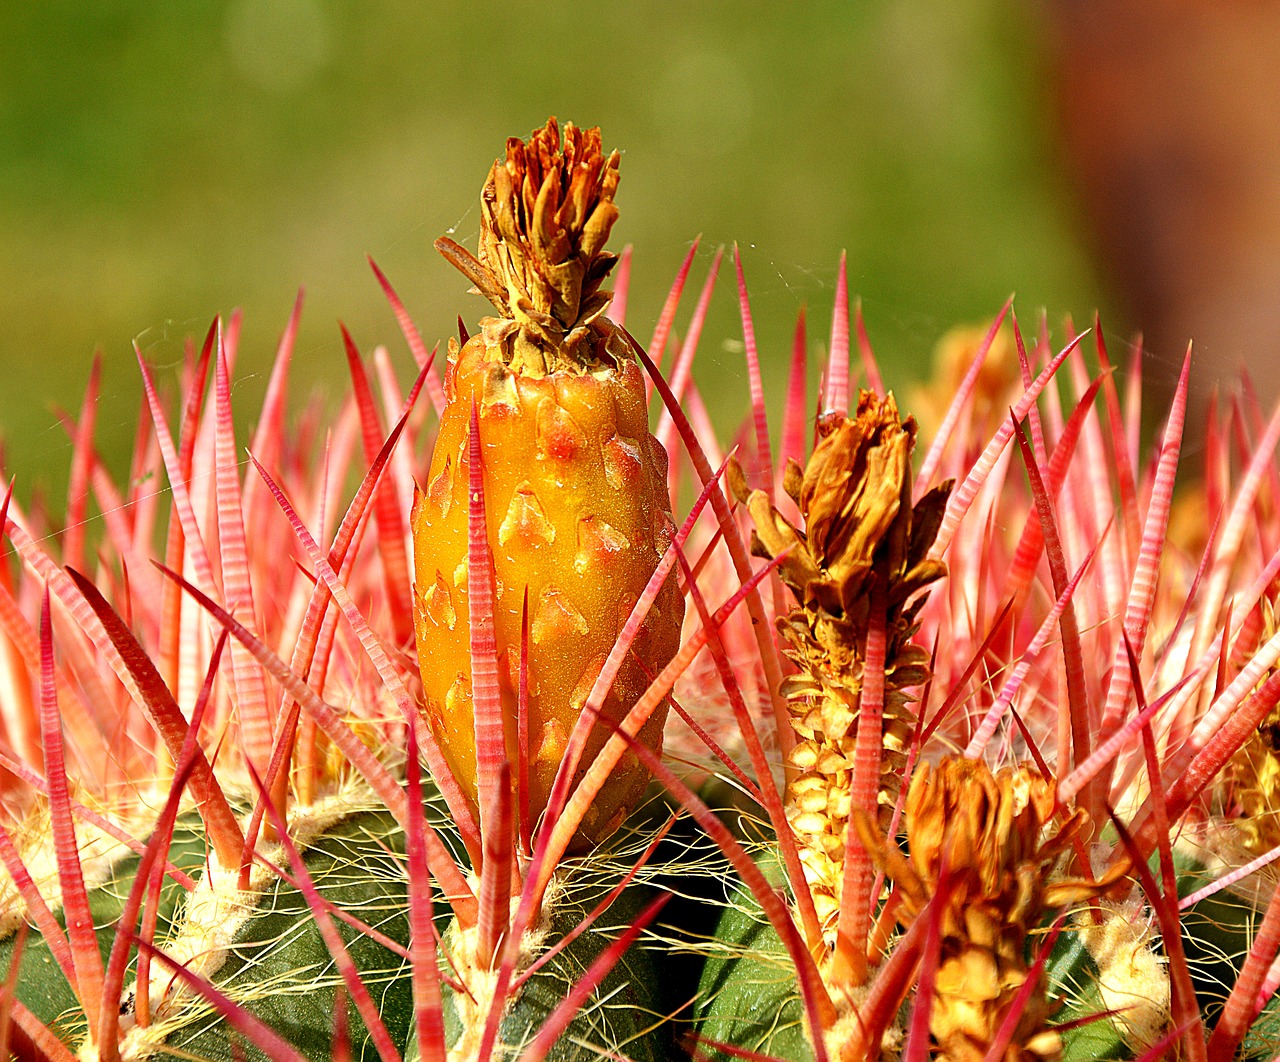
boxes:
[857,758,1121,1061]
[434,117,622,374]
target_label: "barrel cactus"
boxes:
[0,120,679,1062]
[4,116,1280,1062]
[685,298,1280,1061]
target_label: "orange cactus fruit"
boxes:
[412,118,684,846]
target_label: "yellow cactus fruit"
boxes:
[412,118,684,847]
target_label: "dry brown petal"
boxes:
[795,815,836,843]
[789,742,821,770]
[439,118,622,373]
[868,758,1113,1061]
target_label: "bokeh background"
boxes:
[7,0,1268,506]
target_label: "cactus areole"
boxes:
[413,118,684,847]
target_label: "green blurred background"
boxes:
[0,0,1115,504]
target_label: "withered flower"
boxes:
[435,118,621,373]
[858,758,1118,1062]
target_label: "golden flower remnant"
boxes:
[734,391,951,942]
[1223,701,1280,856]
[1207,589,1280,859]
[859,758,1113,1062]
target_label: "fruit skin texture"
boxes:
[413,323,681,844]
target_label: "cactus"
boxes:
[0,119,681,1060]
[680,299,1280,1060]
[6,117,1280,1062]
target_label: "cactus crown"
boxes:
[435,117,623,374]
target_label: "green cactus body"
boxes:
[439,878,669,1062]
[1045,929,1143,1061]
[0,812,211,1046]
[0,793,670,1061]
[692,855,814,1062]
[1175,854,1280,1061]
[0,794,434,1059]
[159,808,420,1062]
[160,808,672,1062]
